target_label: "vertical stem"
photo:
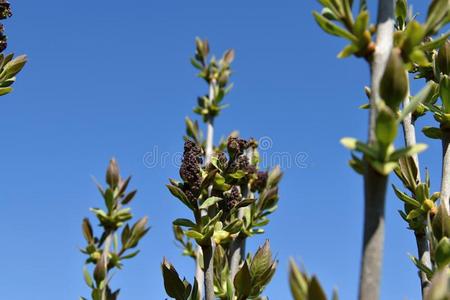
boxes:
[360,170,388,300]
[205,120,214,165]
[195,248,204,299]
[402,93,431,297]
[196,79,217,299]
[359,1,394,299]
[101,232,113,300]
[415,231,432,296]
[229,235,245,281]
[440,129,450,214]
[402,96,421,180]
[229,150,253,280]
[202,244,215,300]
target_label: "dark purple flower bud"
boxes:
[225,186,241,211]
[179,140,203,202]
[251,171,268,193]
[0,1,11,20]
[227,137,249,158]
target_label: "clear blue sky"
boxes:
[0,1,439,299]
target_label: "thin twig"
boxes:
[358,1,394,299]
[101,232,113,300]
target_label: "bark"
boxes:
[358,1,394,299]
[202,244,215,300]
[415,231,431,296]
[359,169,388,300]
[196,79,217,299]
[101,232,113,300]
[402,95,431,297]
[229,231,245,281]
[440,129,450,214]
[229,151,252,280]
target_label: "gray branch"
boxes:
[195,79,217,300]
[440,130,450,214]
[229,150,253,280]
[358,1,394,299]
[402,94,431,297]
[202,244,215,300]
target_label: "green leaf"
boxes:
[234,261,252,298]
[313,12,357,42]
[409,255,433,278]
[289,259,308,300]
[406,208,422,220]
[2,55,27,79]
[226,278,234,300]
[435,237,450,268]
[308,276,327,300]
[389,144,428,161]
[234,198,255,209]
[425,0,449,34]
[441,75,450,113]
[349,153,365,175]
[0,86,12,96]
[353,11,369,38]
[402,21,426,54]
[228,170,246,179]
[189,278,200,300]
[359,103,370,109]
[420,32,450,51]
[409,49,430,67]
[121,250,140,260]
[185,230,204,240]
[173,218,197,228]
[423,126,443,139]
[432,205,450,241]
[251,240,273,279]
[167,184,195,211]
[392,185,421,208]
[395,0,407,22]
[375,107,397,145]
[370,161,398,176]
[190,58,203,70]
[337,44,358,58]
[83,267,94,288]
[199,196,222,210]
[340,137,378,159]
[104,189,115,211]
[399,81,440,122]
[161,258,189,300]
[321,7,337,20]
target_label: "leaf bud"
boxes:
[380,49,408,110]
[223,49,235,65]
[423,199,435,211]
[106,158,120,188]
[93,255,107,285]
[437,40,450,76]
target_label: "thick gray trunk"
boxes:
[359,169,388,300]
[358,1,394,299]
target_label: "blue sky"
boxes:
[0,1,440,299]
